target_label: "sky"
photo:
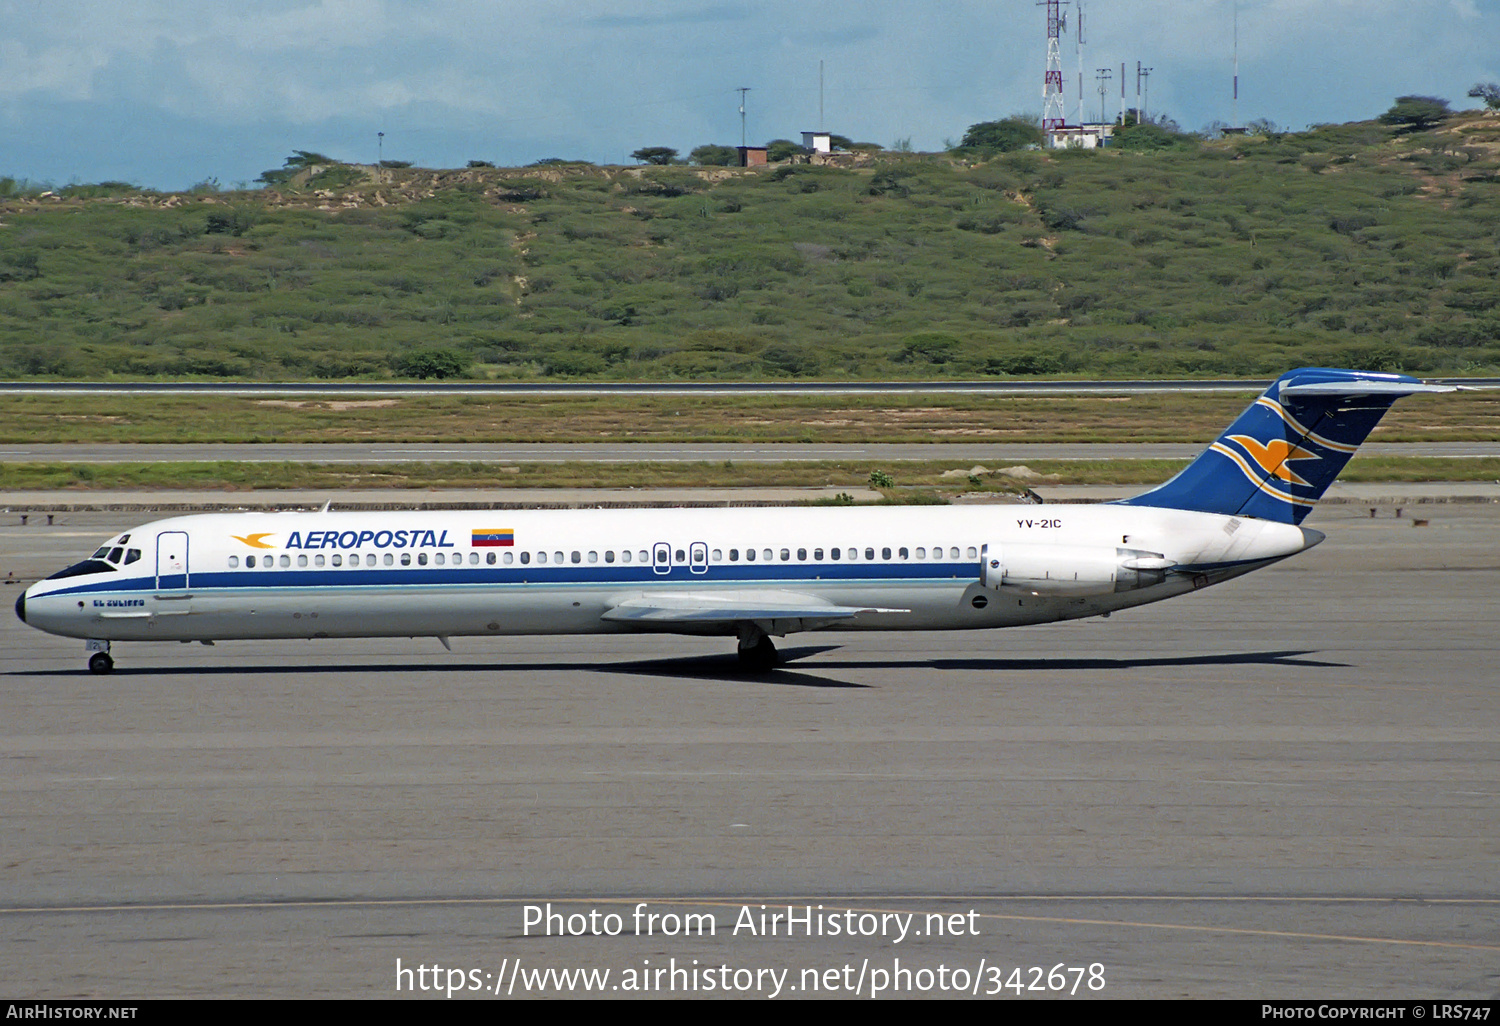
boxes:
[2,0,1498,190]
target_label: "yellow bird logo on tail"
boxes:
[1227,436,1319,487]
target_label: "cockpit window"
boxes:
[108,547,124,563]
[92,546,111,559]
[123,549,141,565]
[45,560,115,581]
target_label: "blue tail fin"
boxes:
[1118,367,1452,525]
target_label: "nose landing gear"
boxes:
[85,641,113,675]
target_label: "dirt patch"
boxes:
[256,399,402,411]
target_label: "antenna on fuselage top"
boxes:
[321,500,332,513]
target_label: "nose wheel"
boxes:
[88,651,114,675]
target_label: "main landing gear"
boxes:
[86,641,113,675]
[736,627,779,672]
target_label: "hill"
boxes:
[2,114,1499,380]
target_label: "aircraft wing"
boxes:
[601,590,908,629]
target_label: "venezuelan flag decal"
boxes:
[471,529,514,547]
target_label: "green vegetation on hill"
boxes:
[3,113,1499,381]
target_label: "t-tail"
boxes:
[1119,368,1455,525]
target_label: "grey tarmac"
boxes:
[0,501,1497,998]
[1,440,1497,464]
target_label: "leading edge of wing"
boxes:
[601,589,909,626]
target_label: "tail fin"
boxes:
[1119,367,1454,525]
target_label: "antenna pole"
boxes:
[737,86,751,148]
[1075,1,1085,128]
[1233,0,1240,128]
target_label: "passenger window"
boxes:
[537,552,547,564]
[711,549,722,561]
[866,547,875,560]
[299,555,309,567]
[966,546,977,559]
[230,556,240,568]
[498,552,509,564]
[554,551,564,564]
[950,547,960,560]
[400,552,411,566]
[780,549,790,561]
[882,547,891,560]
[797,548,806,561]
[572,551,582,564]
[675,549,685,562]
[638,550,648,563]
[469,552,479,565]
[814,548,824,560]
[621,550,631,563]
[588,551,598,563]
[729,549,739,561]
[279,555,290,568]
[363,554,374,567]
[899,547,908,559]
[418,553,428,566]
[383,554,393,566]
[435,553,445,566]
[331,554,342,567]
[746,548,756,562]
[831,548,840,560]
[487,552,497,565]
[916,547,926,559]
[762,549,772,562]
[520,551,531,564]
[315,555,325,567]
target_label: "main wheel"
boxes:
[736,635,778,672]
[88,652,114,675]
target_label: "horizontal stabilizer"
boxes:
[1279,380,1456,398]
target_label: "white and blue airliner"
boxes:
[16,368,1449,673]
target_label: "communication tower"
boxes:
[1040,0,1071,136]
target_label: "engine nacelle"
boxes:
[980,542,1173,597]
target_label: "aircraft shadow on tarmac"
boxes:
[14,647,1346,687]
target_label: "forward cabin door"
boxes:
[155,531,192,604]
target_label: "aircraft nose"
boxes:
[14,587,25,624]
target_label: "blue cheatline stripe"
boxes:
[41,561,980,599]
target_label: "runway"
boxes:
[1,441,1496,463]
[1,503,1497,998]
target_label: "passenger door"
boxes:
[155,531,191,596]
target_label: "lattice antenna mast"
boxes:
[1040,0,1071,135]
